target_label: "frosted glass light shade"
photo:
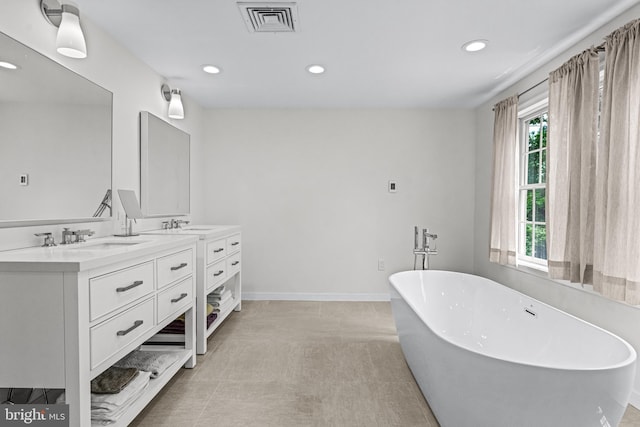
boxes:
[168,90,185,119]
[56,9,87,58]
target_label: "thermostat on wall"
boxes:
[388,180,397,193]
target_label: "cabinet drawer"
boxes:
[90,298,154,369]
[157,277,193,323]
[206,259,227,291]
[227,252,241,277]
[89,261,154,321]
[157,249,193,289]
[206,238,227,265]
[226,234,241,254]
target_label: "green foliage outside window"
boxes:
[523,113,548,261]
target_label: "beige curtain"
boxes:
[593,19,640,304]
[489,95,518,265]
[546,48,600,283]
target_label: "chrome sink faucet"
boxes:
[62,228,74,244]
[34,232,56,247]
[73,229,95,242]
[163,219,190,229]
[175,219,189,229]
[60,228,95,244]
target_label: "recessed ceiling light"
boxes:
[203,65,221,74]
[306,64,325,74]
[0,61,18,70]
[462,40,488,52]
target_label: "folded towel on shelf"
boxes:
[208,290,232,303]
[159,309,218,335]
[114,350,183,379]
[212,297,235,314]
[90,366,139,394]
[91,370,151,408]
[207,311,218,328]
[91,371,151,422]
[219,289,232,298]
[159,319,185,334]
[211,285,225,295]
[55,371,152,423]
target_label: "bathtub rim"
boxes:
[389,269,637,372]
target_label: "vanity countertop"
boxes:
[141,225,241,239]
[0,234,199,272]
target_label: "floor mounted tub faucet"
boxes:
[413,226,438,270]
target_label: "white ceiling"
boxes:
[74,0,638,109]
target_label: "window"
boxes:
[518,107,548,267]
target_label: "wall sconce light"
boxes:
[41,0,87,59]
[161,84,185,120]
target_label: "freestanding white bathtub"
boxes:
[389,270,637,427]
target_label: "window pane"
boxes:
[535,188,545,222]
[541,149,546,183]
[541,114,548,148]
[526,190,533,221]
[528,117,541,150]
[534,225,547,260]
[527,152,540,184]
[525,223,533,257]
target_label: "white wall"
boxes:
[203,109,476,299]
[473,3,640,406]
[0,0,205,251]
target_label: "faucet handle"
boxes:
[73,229,95,242]
[35,232,56,247]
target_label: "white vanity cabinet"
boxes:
[142,225,241,354]
[0,235,199,427]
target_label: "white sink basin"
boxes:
[64,241,147,250]
[181,226,222,231]
[182,227,219,231]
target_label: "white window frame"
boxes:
[517,99,548,271]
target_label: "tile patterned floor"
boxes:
[131,301,640,426]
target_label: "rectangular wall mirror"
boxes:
[0,32,113,227]
[140,111,190,217]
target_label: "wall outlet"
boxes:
[378,258,385,271]
[388,180,397,193]
[19,174,28,186]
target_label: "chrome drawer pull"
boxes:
[171,293,188,303]
[117,320,143,336]
[213,270,224,277]
[170,262,188,271]
[231,242,240,246]
[231,261,240,266]
[116,280,144,293]
[213,248,224,253]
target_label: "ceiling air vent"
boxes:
[238,2,298,33]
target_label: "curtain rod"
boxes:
[492,43,606,110]
[518,78,547,98]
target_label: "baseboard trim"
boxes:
[242,292,390,302]
[629,388,640,410]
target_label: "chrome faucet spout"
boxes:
[61,228,74,244]
[414,226,439,270]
